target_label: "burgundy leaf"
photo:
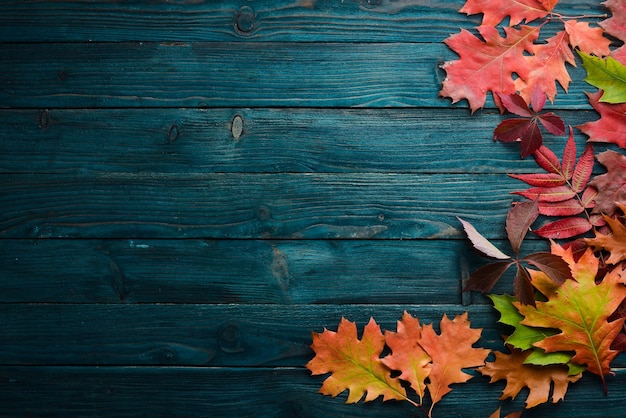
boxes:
[530,84,547,112]
[494,118,534,142]
[532,145,562,174]
[538,199,585,216]
[514,265,535,306]
[538,113,566,136]
[513,186,576,202]
[499,93,533,117]
[561,127,576,181]
[522,252,573,284]
[571,144,595,193]
[464,261,514,294]
[506,200,539,256]
[519,122,543,159]
[458,217,511,260]
[508,173,566,187]
[533,217,593,239]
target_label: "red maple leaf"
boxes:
[440,25,540,112]
[578,91,626,148]
[460,0,556,26]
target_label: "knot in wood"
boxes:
[167,124,179,143]
[234,6,255,35]
[218,324,244,353]
[231,115,244,141]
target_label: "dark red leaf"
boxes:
[532,145,562,174]
[514,265,535,306]
[513,186,576,202]
[538,113,566,136]
[538,199,585,216]
[530,84,547,112]
[494,118,534,142]
[499,93,533,117]
[464,261,514,294]
[508,173,566,187]
[522,252,573,284]
[519,122,543,159]
[571,144,595,193]
[533,217,593,239]
[506,200,539,255]
[561,127,576,181]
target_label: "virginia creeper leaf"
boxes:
[589,150,626,217]
[459,0,555,27]
[382,311,431,404]
[583,204,626,265]
[306,317,407,403]
[563,20,611,57]
[458,217,511,260]
[514,264,535,306]
[465,261,515,293]
[440,25,540,112]
[578,91,626,147]
[479,347,582,408]
[418,313,490,414]
[533,216,592,239]
[506,199,539,255]
[579,52,626,103]
[516,245,626,393]
[522,252,572,285]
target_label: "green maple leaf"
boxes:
[579,52,626,103]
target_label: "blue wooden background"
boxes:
[1,1,624,416]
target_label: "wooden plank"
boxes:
[0,173,529,239]
[0,42,590,109]
[0,239,475,304]
[1,366,626,417]
[0,108,604,174]
[0,0,601,43]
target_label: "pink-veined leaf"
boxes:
[534,217,592,239]
[458,217,511,260]
[514,186,576,202]
[464,261,515,294]
[581,186,597,209]
[533,145,561,174]
[522,252,572,284]
[506,200,539,255]
[571,144,595,193]
[561,127,577,181]
[508,173,566,187]
[538,113,566,136]
[538,199,585,216]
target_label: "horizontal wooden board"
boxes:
[0,238,546,304]
[0,42,591,109]
[1,365,625,417]
[0,173,535,239]
[0,108,605,174]
[0,0,603,43]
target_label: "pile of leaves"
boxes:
[307,0,626,416]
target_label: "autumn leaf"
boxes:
[589,150,626,217]
[440,25,540,112]
[578,91,626,148]
[563,20,611,57]
[579,52,626,103]
[516,244,626,393]
[306,317,409,404]
[382,311,431,404]
[418,313,490,415]
[479,346,582,408]
[459,0,555,26]
[494,88,565,157]
[489,408,523,418]
[584,203,626,265]
[600,0,626,63]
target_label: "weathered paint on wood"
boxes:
[0,108,604,174]
[0,42,591,109]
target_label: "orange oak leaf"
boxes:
[460,0,556,26]
[584,203,626,265]
[563,20,611,57]
[514,30,575,103]
[516,244,626,393]
[418,313,490,414]
[578,91,626,148]
[440,25,540,112]
[382,311,432,404]
[489,408,523,418]
[479,347,582,408]
[306,317,408,404]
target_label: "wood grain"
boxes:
[0,108,604,174]
[0,0,601,42]
[0,42,591,109]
